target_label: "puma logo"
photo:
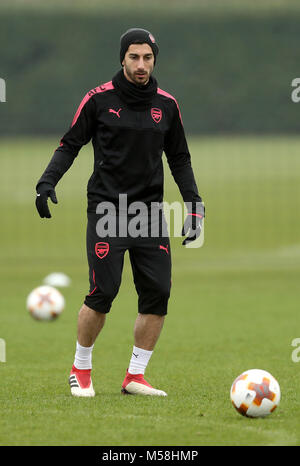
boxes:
[109,108,122,118]
[159,244,169,254]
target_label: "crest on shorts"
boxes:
[95,242,109,259]
[151,108,162,123]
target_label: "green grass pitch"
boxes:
[0,135,300,446]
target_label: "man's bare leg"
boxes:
[77,304,106,347]
[134,313,165,351]
[122,313,167,396]
[69,304,106,397]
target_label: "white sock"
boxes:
[73,341,94,370]
[128,345,153,375]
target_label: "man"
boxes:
[35,28,204,397]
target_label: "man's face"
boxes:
[122,43,154,86]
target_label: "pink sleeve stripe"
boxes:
[71,81,114,127]
[188,213,203,218]
[157,87,183,124]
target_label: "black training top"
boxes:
[37,74,201,212]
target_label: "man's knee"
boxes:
[84,283,120,314]
[138,280,170,316]
[152,280,171,301]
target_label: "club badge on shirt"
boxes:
[151,108,162,123]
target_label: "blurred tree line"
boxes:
[1,6,300,135]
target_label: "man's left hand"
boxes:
[181,202,205,246]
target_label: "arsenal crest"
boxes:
[95,242,109,259]
[151,108,162,123]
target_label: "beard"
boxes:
[123,63,152,86]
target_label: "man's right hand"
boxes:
[35,183,58,218]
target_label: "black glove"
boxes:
[35,182,58,218]
[182,201,205,246]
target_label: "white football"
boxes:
[26,285,65,321]
[230,369,280,418]
[43,272,71,288]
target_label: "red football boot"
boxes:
[69,365,95,397]
[121,369,167,396]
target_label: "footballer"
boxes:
[35,28,204,397]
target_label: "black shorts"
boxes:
[84,211,171,316]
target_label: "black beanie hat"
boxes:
[120,28,159,65]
